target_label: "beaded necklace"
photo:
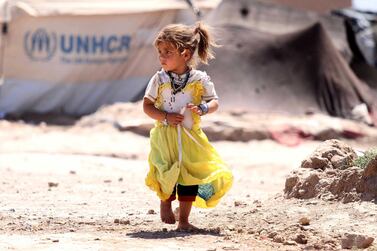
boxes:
[168,70,191,95]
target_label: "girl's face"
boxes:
[156,42,191,74]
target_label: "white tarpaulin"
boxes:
[0,0,219,115]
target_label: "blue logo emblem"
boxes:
[24,29,57,61]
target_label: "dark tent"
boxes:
[200,0,377,125]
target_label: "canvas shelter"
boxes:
[0,0,219,116]
[201,0,377,125]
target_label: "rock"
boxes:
[295,234,308,244]
[301,156,329,170]
[114,219,120,223]
[147,209,156,215]
[285,176,299,192]
[247,229,255,234]
[299,217,310,226]
[341,233,374,249]
[268,232,278,238]
[234,201,246,207]
[48,182,58,188]
[284,140,377,202]
[331,154,353,170]
[363,157,377,178]
[119,219,130,225]
[273,235,285,243]
[283,240,297,246]
[301,140,356,170]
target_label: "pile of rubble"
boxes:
[285,139,377,202]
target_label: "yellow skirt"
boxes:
[145,125,233,208]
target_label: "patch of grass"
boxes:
[353,148,377,169]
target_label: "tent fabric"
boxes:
[206,0,352,60]
[333,9,377,93]
[200,22,377,125]
[333,8,377,67]
[0,0,220,21]
[0,0,219,116]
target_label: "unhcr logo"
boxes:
[24,29,57,61]
[24,28,131,63]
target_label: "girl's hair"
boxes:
[154,22,218,67]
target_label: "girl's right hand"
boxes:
[166,113,184,126]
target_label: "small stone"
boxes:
[299,217,310,226]
[104,180,111,183]
[147,209,156,215]
[52,239,59,243]
[118,177,123,182]
[94,238,100,241]
[247,229,255,234]
[268,232,278,238]
[114,219,120,223]
[162,228,167,232]
[295,234,308,244]
[249,209,258,214]
[259,230,267,236]
[273,236,285,243]
[48,182,58,188]
[119,219,130,225]
[283,240,297,246]
[69,170,76,175]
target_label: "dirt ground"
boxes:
[0,109,376,250]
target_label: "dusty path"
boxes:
[0,120,376,250]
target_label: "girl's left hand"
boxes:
[186,103,202,115]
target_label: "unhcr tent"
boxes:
[202,0,377,125]
[0,0,218,116]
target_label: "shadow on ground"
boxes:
[127,228,222,239]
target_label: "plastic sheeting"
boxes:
[0,0,219,115]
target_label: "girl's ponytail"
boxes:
[194,22,218,65]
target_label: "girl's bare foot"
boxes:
[176,201,198,231]
[177,222,199,232]
[160,200,176,224]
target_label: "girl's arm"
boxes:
[143,97,184,125]
[206,99,219,114]
[143,97,165,121]
[186,99,219,115]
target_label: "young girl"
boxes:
[143,22,233,231]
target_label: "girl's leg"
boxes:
[160,185,177,224]
[177,201,198,230]
[176,184,199,230]
[160,200,176,224]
